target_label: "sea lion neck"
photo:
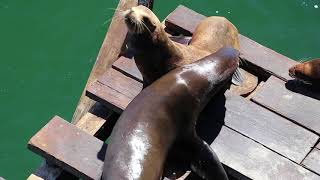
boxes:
[129,28,184,85]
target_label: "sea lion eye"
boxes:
[142,16,156,32]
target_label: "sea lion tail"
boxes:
[232,67,245,86]
[189,137,229,180]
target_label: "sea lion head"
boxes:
[289,63,314,83]
[124,5,161,34]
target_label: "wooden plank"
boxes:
[28,117,319,180]
[72,0,139,124]
[212,126,319,180]
[112,56,257,96]
[164,5,298,81]
[86,70,318,163]
[29,112,113,180]
[112,56,143,82]
[75,113,106,136]
[302,147,320,174]
[252,76,320,134]
[28,116,105,180]
[86,69,142,113]
[212,91,318,163]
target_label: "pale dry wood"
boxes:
[72,0,139,124]
[246,81,265,100]
[252,76,320,134]
[302,147,320,174]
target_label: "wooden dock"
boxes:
[27,2,320,180]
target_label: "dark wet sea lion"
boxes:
[102,47,239,180]
[289,58,320,86]
[123,5,242,87]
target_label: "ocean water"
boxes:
[0,0,319,179]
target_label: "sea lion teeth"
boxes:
[102,47,239,180]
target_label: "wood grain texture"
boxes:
[72,0,139,124]
[252,76,320,134]
[86,69,142,113]
[75,113,106,136]
[212,126,319,180]
[86,69,318,163]
[221,91,318,163]
[164,5,298,81]
[302,147,320,175]
[112,56,143,82]
[111,56,258,96]
[28,117,319,180]
[28,116,106,180]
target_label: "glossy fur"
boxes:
[289,58,320,85]
[102,47,239,180]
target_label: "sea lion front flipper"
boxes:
[232,67,245,86]
[190,138,229,180]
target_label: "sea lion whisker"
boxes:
[141,20,152,34]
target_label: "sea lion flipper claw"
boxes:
[232,67,245,86]
[190,138,229,180]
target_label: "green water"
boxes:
[0,0,319,179]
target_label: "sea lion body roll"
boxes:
[289,58,320,85]
[102,47,240,180]
[124,5,242,87]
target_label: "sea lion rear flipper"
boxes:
[190,138,229,180]
[232,67,244,86]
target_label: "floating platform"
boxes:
[27,2,320,180]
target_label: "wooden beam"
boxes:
[302,146,320,175]
[164,5,298,81]
[28,116,319,179]
[86,68,319,163]
[252,76,320,134]
[71,0,139,124]
[28,116,105,180]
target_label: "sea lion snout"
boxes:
[289,66,296,78]
[124,5,158,34]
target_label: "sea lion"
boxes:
[102,47,239,180]
[289,58,320,86]
[123,5,242,87]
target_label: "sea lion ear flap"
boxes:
[232,67,245,86]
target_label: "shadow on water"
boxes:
[285,80,320,100]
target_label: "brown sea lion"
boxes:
[289,58,320,85]
[123,5,242,87]
[102,47,239,180]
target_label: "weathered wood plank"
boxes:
[252,76,320,134]
[72,0,139,124]
[75,113,106,136]
[86,69,142,113]
[212,126,319,180]
[86,70,318,163]
[302,146,320,175]
[215,91,318,163]
[164,5,298,81]
[28,116,105,180]
[28,116,319,180]
[112,56,143,82]
[112,56,257,96]
[29,111,114,180]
